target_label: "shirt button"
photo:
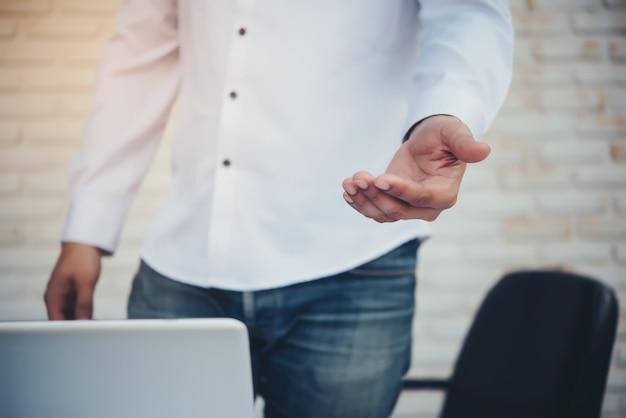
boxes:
[238,28,246,36]
[229,91,237,99]
[222,159,231,167]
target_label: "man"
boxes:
[45,1,514,417]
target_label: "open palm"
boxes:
[342,115,490,222]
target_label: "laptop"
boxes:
[0,318,255,418]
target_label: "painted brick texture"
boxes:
[0,1,624,417]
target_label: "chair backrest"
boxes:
[441,270,618,418]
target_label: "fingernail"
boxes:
[375,180,390,191]
[354,179,368,190]
[344,194,354,204]
[344,184,357,195]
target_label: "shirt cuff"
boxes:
[403,84,489,141]
[61,197,131,254]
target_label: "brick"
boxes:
[568,263,626,289]
[454,192,535,216]
[571,12,626,33]
[423,317,472,341]
[137,170,172,195]
[463,242,538,263]
[0,19,17,39]
[574,64,626,85]
[539,89,603,112]
[616,243,626,263]
[495,114,572,138]
[22,170,68,195]
[611,143,626,162]
[538,140,609,163]
[610,39,626,63]
[607,370,626,391]
[0,196,67,220]
[511,63,574,87]
[602,393,620,415]
[20,69,95,93]
[0,0,51,15]
[415,291,475,316]
[0,122,20,146]
[416,264,502,291]
[0,44,55,67]
[534,38,603,62]
[60,0,120,17]
[22,121,82,146]
[0,248,60,273]
[481,141,531,165]
[513,38,535,64]
[576,115,626,139]
[0,95,58,120]
[513,13,570,36]
[527,0,600,10]
[27,17,101,41]
[500,166,572,191]
[538,242,612,263]
[607,89,626,113]
[500,89,537,114]
[0,299,47,321]
[61,43,107,67]
[0,70,19,92]
[504,217,571,241]
[20,221,64,246]
[576,166,626,187]
[61,95,93,119]
[0,224,22,246]
[0,148,73,170]
[604,0,626,8]
[578,217,626,240]
[509,0,529,12]
[615,194,626,214]
[125,195,168,218]
[430,217,501,243]
[0,173,20,194]
[534,191,609,215]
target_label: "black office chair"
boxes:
[403,270,619,418]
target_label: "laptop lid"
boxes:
[0,318,255,418]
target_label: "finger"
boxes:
[344,189,394,223]
[74,280,95,320]
[44,276,76,320]
[442,125,491,163]
[356,177,442,221]
[374,173,459,210]
[44,291,69,320]
[344,172,395,222]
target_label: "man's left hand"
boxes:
[342,115,490,223]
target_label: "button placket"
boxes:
[206,12,251,272]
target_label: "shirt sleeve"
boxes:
[403,0,514,140]
[62,0,181,253]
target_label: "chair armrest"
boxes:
[402,378,450,390]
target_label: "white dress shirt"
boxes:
[62,0,514,290]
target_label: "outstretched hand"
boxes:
[342,115,490,222]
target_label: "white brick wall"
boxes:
[0,1,624,417]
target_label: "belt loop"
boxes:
[242,291,255,323]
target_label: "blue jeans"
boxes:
[127,239,420,418]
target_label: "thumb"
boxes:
[443,127,491,164]
[74,280,94,320]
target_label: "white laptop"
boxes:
[0,318,255,418]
